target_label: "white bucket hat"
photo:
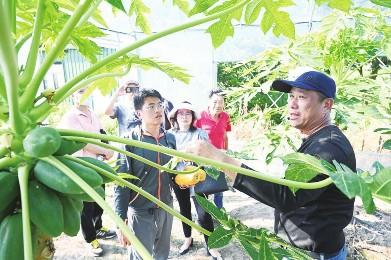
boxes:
[169,101,198,120]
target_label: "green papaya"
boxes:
[59,196,81,236]
[29,180,64,237]
[78,156,117,183]
[0,171,18,213]
[34,157,103,194]
[68,186,105,202]
[23,127,62,158]
[54,139,86,156]
[0,213,24,260]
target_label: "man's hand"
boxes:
[183,140,241,182]
[117,219,130,246]
[116,85,127,97]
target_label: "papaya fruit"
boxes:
[78,156,116,183]
[0,213,24,260]
[29,180,64,237]
[0,171,19,213]
[23,127,61,158]
[67,186,105,202]
[59,196,81,236]
[54,139,86,156]
[175,166,206,186]
[34,157,103,194]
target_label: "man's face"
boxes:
[288,87,330,132]
[138,97,164,126]
[209,94,224,116]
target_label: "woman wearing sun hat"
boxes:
[169,101,222,259]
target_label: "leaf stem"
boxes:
[19,0,46,88]
[43,156,152,260]
[19,0,94,112]
[18,164,34,260]
[30,64,132,122]
[57,129,333,189]
[0,3,23,135]
[31,0,249,122]
[63,136,199,175]
[0,156,21,170]
[64,155,211,236]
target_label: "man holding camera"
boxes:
[105,80,141,136]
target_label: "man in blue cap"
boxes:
[184,71,356,260]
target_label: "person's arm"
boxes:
[223,132,229,150]
[105,86,126,118]
[224,113,232,150]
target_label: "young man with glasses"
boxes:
[116,89,176,260]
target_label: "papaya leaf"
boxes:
[203,166,220,180]
[368,167,391,204]
[374,127,391,134]
[105,0,126,13]
[372,161,385,173]
[189,0,219,16]
[195,194,229,223]
[259,232,274,260]
[261,0,295,39]
[315,0,352,12]
[281,153,335,193]
[206,16,235,48]
[329,161,376,214]
[244,0,263,25]
[238,237,258,260]
[207,225,234,249]
[383,139,391,150]
[370,0,391,8]
[172,0,190,14]
[129,0,151,34]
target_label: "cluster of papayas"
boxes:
[0,127,117,259]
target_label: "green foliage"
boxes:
[129,0,152,34]
[367,163,391,203]
[370,0,391,8]
[105,0,126,13]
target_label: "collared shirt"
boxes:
[195,110,231,149]
[59,107,102,158]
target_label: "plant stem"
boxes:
[0,3,23,135]
[64,155,212,236]
[63,136,199,175]
[15,32,33,53]
[30,64,132,122]
[18,164,34,260]
[57,129,333,190]
[0,156,21,170]
[19,0,46,88]
[19,0,94,112]
[0,72,7,100]
[43,156,152,260]
[32,0,249,121]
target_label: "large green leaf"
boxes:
[172,0,190,14]
[315,0,352,12]
[370,0,391,8]
[189,0,219,16]
[329,161,376,213]
[369,167,391,203]
[195,194,229,223]
[281,153,335,193]
[105,0,126,13]
[129,0,151,34]
[258,232,274,260]
[206,16,235,48]
[244,0,263,25]
[261,0,295,39]
[238,237,259,259]
[383,139,391,150]
[207,225,234,249]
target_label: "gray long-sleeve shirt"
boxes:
[114,126,176,220]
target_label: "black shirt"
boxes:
[234,125,356,254]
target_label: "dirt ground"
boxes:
[53,187,390,260]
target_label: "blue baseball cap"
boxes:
[271,71,336,99]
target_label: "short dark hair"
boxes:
[133,88,163,110]
[208,88,224,99]
[317,91,328,102]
